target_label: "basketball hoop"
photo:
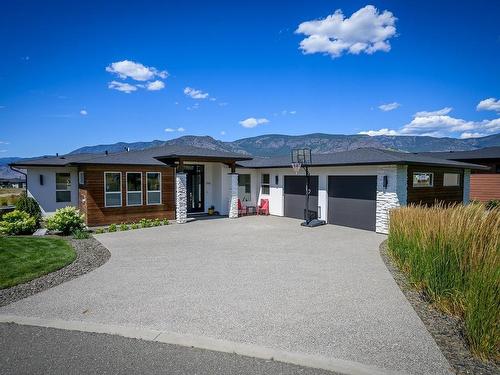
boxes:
[292,162,302,174]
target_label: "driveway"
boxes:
[0,216,451,374]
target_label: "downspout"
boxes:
[9,165,27,195]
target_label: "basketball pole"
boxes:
[304,164,310,225]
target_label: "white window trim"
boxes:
[260,173,270,195]
[104,171,122,208]
[146,172,162,205]
[126,172,143,206]
[412,172,434,188]
[443,172,460,187]
[78,171,85,185]
[55,172,72,203]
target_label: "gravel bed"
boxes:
[380,240,499,375]
[0,236,110,307]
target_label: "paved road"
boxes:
[0,216,452,374]
[0,323,336,375]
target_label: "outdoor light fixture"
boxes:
[383,175,388,189]
[39,175,44,186]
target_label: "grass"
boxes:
[0,236,76,289]
[388,203,499,361]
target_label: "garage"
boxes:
[328,175,377,231]
[284,175,319,220]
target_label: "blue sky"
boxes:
[1,0,499,157]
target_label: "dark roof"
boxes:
[237,148,488,170]
[10,145,251,167]
[418,147,500,161]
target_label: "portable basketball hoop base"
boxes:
[291,148,326,228]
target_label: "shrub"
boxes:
[139,218,152,228]
[45,207,85,235]
[130,222,139,230]
[94,228,105,234]
[0,197,8,206]
[108,223,117,232]
[152,218,161,227]
[119,223,129,231]
[162,219,170,226]
[15,193,42,225]
[388,203,499,360]
[72,229,90,239]
[485,200,500,210]
[0,210,37,235]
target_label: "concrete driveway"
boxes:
[0,216,451,374]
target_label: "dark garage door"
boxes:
[328,176,377,231]
[284,175,319,220]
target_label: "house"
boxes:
[0,177,26,189]
[419,147,500,202]
[10,146,486,234]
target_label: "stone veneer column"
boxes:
[228,173,238,218]
[176,172,187,224]
[463,169,471,204]
[375,165,407,234]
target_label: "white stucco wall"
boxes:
[26,166,79,215]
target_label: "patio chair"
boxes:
[238,199,248,216]
[256,199,269,215]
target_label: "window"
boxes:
[56,173,71,202]
[78,171,85,185]
[238,174,251,202]
[412,172,433,187]
[127,172,142,206]
[105,172,122,207]
[261,173,270,195]
[147,172,161,205]
[443,173,460,187]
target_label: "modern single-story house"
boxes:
[420,147,500,202]
[10,145,486,234]
[0,177,26,189]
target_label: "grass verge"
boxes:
[0,237,76,289]
[388,203,499,361]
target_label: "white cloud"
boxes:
[477,97,500,112]
[80,109,88,116]
[414,107,453,117]
[239,117,269,128]
[378,102,400,111]
[165,127,186,133]
[108,81,137,93]
[281,110,297,116]
[0,141,9,145]
[146,80,165,91]
[184,87,209,99]
[359,107,500,138]
[186,102,200,111]
[359,128,398,136]
[106,60,168,81]
[295,5,397,59]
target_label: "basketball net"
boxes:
[292,162,302,175]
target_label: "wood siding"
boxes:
[78,165,175,226]
[407,166,464,206]
[470,174,500,202]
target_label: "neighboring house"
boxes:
[0,177,26,189]
[420,147,500,202]
[11,146,486,234]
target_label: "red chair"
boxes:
[238,199,248,216]
[256,199,269,215]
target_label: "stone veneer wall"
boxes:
[176,172,187,224]
[463,169,471,204]
[375,165,407,234]
[228,173,239,218]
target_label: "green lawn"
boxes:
[0,237,76,289]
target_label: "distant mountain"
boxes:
[0,157,23,179]
[69,133,500,157]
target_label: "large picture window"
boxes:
[238,174,251,202]
[147,172,161,205]
[105,172,122,207]
[261,174,270,195]
[412,172,433,188]
[126,172,142,206]
[56,172,71,202]
[443,173,460,187]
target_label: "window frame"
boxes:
[146,172,162,205]
[126,172,143,206]
[261,173,270,195]
[55,172,72,203]
[443,172,460,187]
[78,171,85,185]
[412,172,434,188]
[104,171,122,208]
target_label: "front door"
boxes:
[184,165,204,213]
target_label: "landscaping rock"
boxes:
[0,236,110,307]
[32,228,48,236]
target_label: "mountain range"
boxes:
[2,132,500,179]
